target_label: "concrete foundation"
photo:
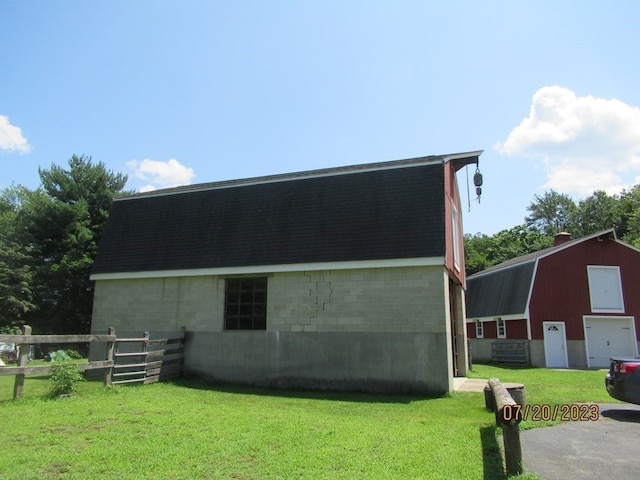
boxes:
[185,331,450,394]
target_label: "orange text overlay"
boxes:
[501,403,600,422]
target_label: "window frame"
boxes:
[224,277,268,330]
[475,320,484,339]
[497,318,506,339]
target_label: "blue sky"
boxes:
[2,1,640,236]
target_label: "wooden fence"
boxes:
[0,325,116,399]
[0,326,185,399]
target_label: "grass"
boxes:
[468,364,615,429]
[0,364,612,479]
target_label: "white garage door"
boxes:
[583,316,637,368]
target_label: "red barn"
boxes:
[466,229,640,368]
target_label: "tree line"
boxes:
[465,187,640,276]
[0,155,127,334]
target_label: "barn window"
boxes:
[587,266,624,314]
[497,318,506,338]
[475,320,483,338]
[224,277,267,330]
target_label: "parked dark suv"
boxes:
[606,358,640,405]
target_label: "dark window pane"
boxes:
[224,277,267,330]
[240,291,254,303]
[226,279,241,292]
[225,303,239,316]
[238,316,253,330]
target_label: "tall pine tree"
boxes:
[12,155,127,334]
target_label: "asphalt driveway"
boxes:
[521,403,640,479]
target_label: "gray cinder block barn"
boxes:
[90,151,482,394]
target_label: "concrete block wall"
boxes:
[269,266,447,333]
[90,265,454,393]
[91,276,221,334]
[91,266,447,335]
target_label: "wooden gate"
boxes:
[112,329,184,385]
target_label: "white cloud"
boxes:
[127,158,195,192]
[0,115,31,154]
[495,86,640,196]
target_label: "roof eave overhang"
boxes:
[446,150,483,172]
[116,150,484,201]
[90,256,446,281]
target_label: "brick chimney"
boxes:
[553,232,572,246]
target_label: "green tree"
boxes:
[0,186,35,332]
[39,154,128,241]
[18,190,95,333]
[572,190,620,237]
[463,232,492,276]
[488,225,553,265]
[13,155,127,334]
[464,225,553,276]
[617,185,640,246]
[525,190,577,236]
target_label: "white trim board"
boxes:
[90,256,446,281]
[465,314,527,323]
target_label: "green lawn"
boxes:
[0,364,612,479]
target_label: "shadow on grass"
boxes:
[480,425,506,480]
[168,378,444,404]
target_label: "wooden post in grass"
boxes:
[13,325,32,400]
[489,378,523,476]
[104,327,115,386]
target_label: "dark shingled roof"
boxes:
[92,156,471,275]
[466,261,535,318]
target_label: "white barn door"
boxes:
[583,316,637,368]
[543,321,568,368]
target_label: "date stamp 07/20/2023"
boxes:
[500,403,600,422]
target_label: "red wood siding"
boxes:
[529,238,640,340]
[506,319,528,339]
[444,162,465,286]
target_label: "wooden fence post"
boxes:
[13,325,32,400]
[502,422,523,476]
[104,327,115,386]
[488,378,524,476]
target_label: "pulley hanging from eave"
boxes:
[473,165,483,203]
[465,161,484,211]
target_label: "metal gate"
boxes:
[112,330,184,385]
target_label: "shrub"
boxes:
[49,361,84,398]
[65,349,83,360]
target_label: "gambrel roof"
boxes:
[91,151,481,278]
[466,229,618,319]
